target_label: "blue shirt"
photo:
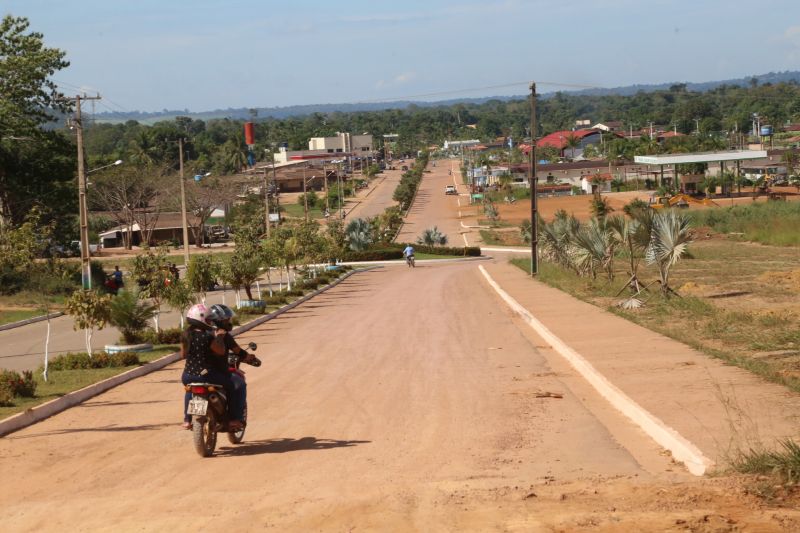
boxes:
[403,246,415,257]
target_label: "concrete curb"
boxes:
[0,267,378,438]
[0,312,63,332]
[480,246,530,254]
[478,265,713,476]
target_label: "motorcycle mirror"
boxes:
[247,342,257,351]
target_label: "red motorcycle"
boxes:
[186,341,260,457]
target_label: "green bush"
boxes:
[140,327,182,345]
[47,350,141,370]
[237,305,266,316]
[286,289,305,297]
[263,294,288,306]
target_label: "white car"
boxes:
[445,185,457,195]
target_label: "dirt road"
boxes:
[2,262,799,530]
[396,161,465,245]
[0,262,698,530]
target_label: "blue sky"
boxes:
[5,0,800,112]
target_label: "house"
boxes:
[592,121,623,132]
[532,129,608,158]
[98,211,222,248]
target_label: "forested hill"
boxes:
[94,71,800,124]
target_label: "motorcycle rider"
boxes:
[206,304,257,421]
[402,244,415,267]
[180,304,245,430]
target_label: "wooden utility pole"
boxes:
[529,82,538,276]
[263,166,270,237]
[65,93,101,289]
[178,137,191,266]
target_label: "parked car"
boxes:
[445,185,457,195]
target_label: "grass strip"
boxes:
[0,346,178,419]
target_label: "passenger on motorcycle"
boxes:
[180,304,245,430]
[206,304,257,417]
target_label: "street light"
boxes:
[88,159,123,174]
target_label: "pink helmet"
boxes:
[186,303,211,327]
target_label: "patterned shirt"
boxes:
[182,328,213,376]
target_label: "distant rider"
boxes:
[180,304,244,430]
[402,244,415,268]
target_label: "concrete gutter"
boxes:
[0,312,63,332]
[0,267,378,437]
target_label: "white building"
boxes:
[443,139,481,152]
[273,132,374,163]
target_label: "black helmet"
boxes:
[208,304,235,331]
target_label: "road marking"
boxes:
[478,265,713,476]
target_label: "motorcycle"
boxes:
[185,341,261,457]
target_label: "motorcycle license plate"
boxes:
[187,397,208,416]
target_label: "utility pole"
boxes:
[65,93,101,290]
[529,82,538,276]
[263,166,270,237]
[302,164,309,222]
[178,137,191,266]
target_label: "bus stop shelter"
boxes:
[634,150,767,193]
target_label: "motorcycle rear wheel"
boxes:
[192,411,217,457]
[227,404,247,444]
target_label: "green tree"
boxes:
[164,279,195,329]
[131,246,171,331]
[186,254,220,303]
[66,289,111,356]
[0,16,75,228]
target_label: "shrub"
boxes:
[0,369,36,398]
[108,290,156,345]
[0,379,13,406]
[46,350,140,370]
[237,305,266,316]
[140,327,182,345]
[263,295,288,306]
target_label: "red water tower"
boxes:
[244,122,255,146]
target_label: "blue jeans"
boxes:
[182,370,244,423]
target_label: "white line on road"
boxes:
[478,265,713,476]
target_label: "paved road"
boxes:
[0,262,674,530]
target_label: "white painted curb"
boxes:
[478,265,713,476]
[480,246,530,254]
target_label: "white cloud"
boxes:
[375,71,416,89]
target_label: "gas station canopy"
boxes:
[634,149,767,166]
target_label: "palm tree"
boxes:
[345,218,373,251]
[564,134,580,160]
[645,211,692,296]
[607,214,650,294]
[571,218,617,280]
[417,226,448,246]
